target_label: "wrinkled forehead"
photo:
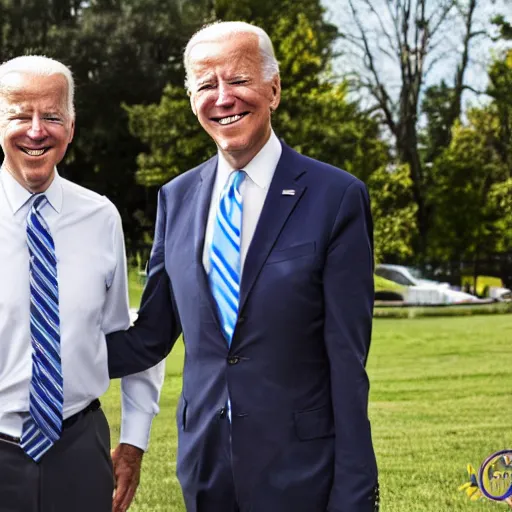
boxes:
[188,33,262,80]
[0,72,69,110]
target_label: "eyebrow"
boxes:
[195,74,215,85]
[4,105,64,116]
[195,72,251,86]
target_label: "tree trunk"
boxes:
[397,124,428,257]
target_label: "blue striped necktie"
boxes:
[20,195,63,462]
[209,170,245,345]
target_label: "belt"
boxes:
[0,399,101,445]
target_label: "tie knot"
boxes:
[32,194,48,212]
[232,170,245,191]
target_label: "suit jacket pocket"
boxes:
[294,404,335,441]
[266,242,315,265]
[177,395,188,431]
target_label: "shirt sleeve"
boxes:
[102,203,165,451]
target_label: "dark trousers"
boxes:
[180,416,240,512]
[0,408,113,512]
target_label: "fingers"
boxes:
[113,474,136,512]
[111,444,143,512]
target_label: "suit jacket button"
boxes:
[227,356,240,365]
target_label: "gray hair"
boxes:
[184,21,280,92]
[0,55,75,119]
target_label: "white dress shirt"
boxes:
[0,169,164,450]
[203,130,282,272]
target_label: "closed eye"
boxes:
[197,83,215,91]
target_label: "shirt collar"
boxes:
[217,130,282,189]
[0,167,63,215]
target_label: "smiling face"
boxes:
[188,33,280,169]
[0,72,74,193]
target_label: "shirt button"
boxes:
[237,316,245,325]
[227,356,240,365]
[218,407,227,418]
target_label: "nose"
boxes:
[27,113,47,140]
[215,82,235,108]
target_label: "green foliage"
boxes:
[487,49,512,171]
[420,81,457,163]
[368,164,417,264]
[126,6,388,191]
[214,0,337,77]
[0,0,210,254]
[489,178,512,251]
[374,302,512,319]
[426,46,512,263]
[492,14,512,40]
[486,50,512,252]
[427,109,502,261]
[126,85,214,186]
[0,0,509,265]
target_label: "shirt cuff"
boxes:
[119,408,156,451]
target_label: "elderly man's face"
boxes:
[188,33,280,169]
[0,72,74,193]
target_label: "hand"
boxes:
[111,443,144,512]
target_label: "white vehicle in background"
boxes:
[488,286,512,302]
[375,264,484,305]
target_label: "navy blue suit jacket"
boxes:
[108,142,379,511]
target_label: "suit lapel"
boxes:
[239,144,307,313]
[191,157,219,317]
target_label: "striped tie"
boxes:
[20,195,63,462]
[209,170,245,345]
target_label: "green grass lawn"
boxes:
[128,267,146,308]
[114,273,512,510]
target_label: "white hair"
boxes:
[0,55,75,118]
[184,21,280,92]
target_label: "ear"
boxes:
[68,119,75,143]
[269,74,281,112]
[189,92,198,117]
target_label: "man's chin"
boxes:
[23,169,56,193]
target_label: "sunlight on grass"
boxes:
[102,301,512,511]
[128,267,145,308]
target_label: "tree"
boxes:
[487,48,512,252]
[126,3,388,184]
[367,164,417,263]
[0,0,213,254]
[335,0,491,256]
[126,84,213,187]
[428,105,510,263]
[425,46,512,262]
[420,81,457,163]
[487,48,512,172]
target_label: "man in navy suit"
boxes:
[107,21,379,512]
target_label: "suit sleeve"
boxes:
[323,180,379,512]
[107,187,182,378]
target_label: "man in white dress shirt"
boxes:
[0,55,164,512]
